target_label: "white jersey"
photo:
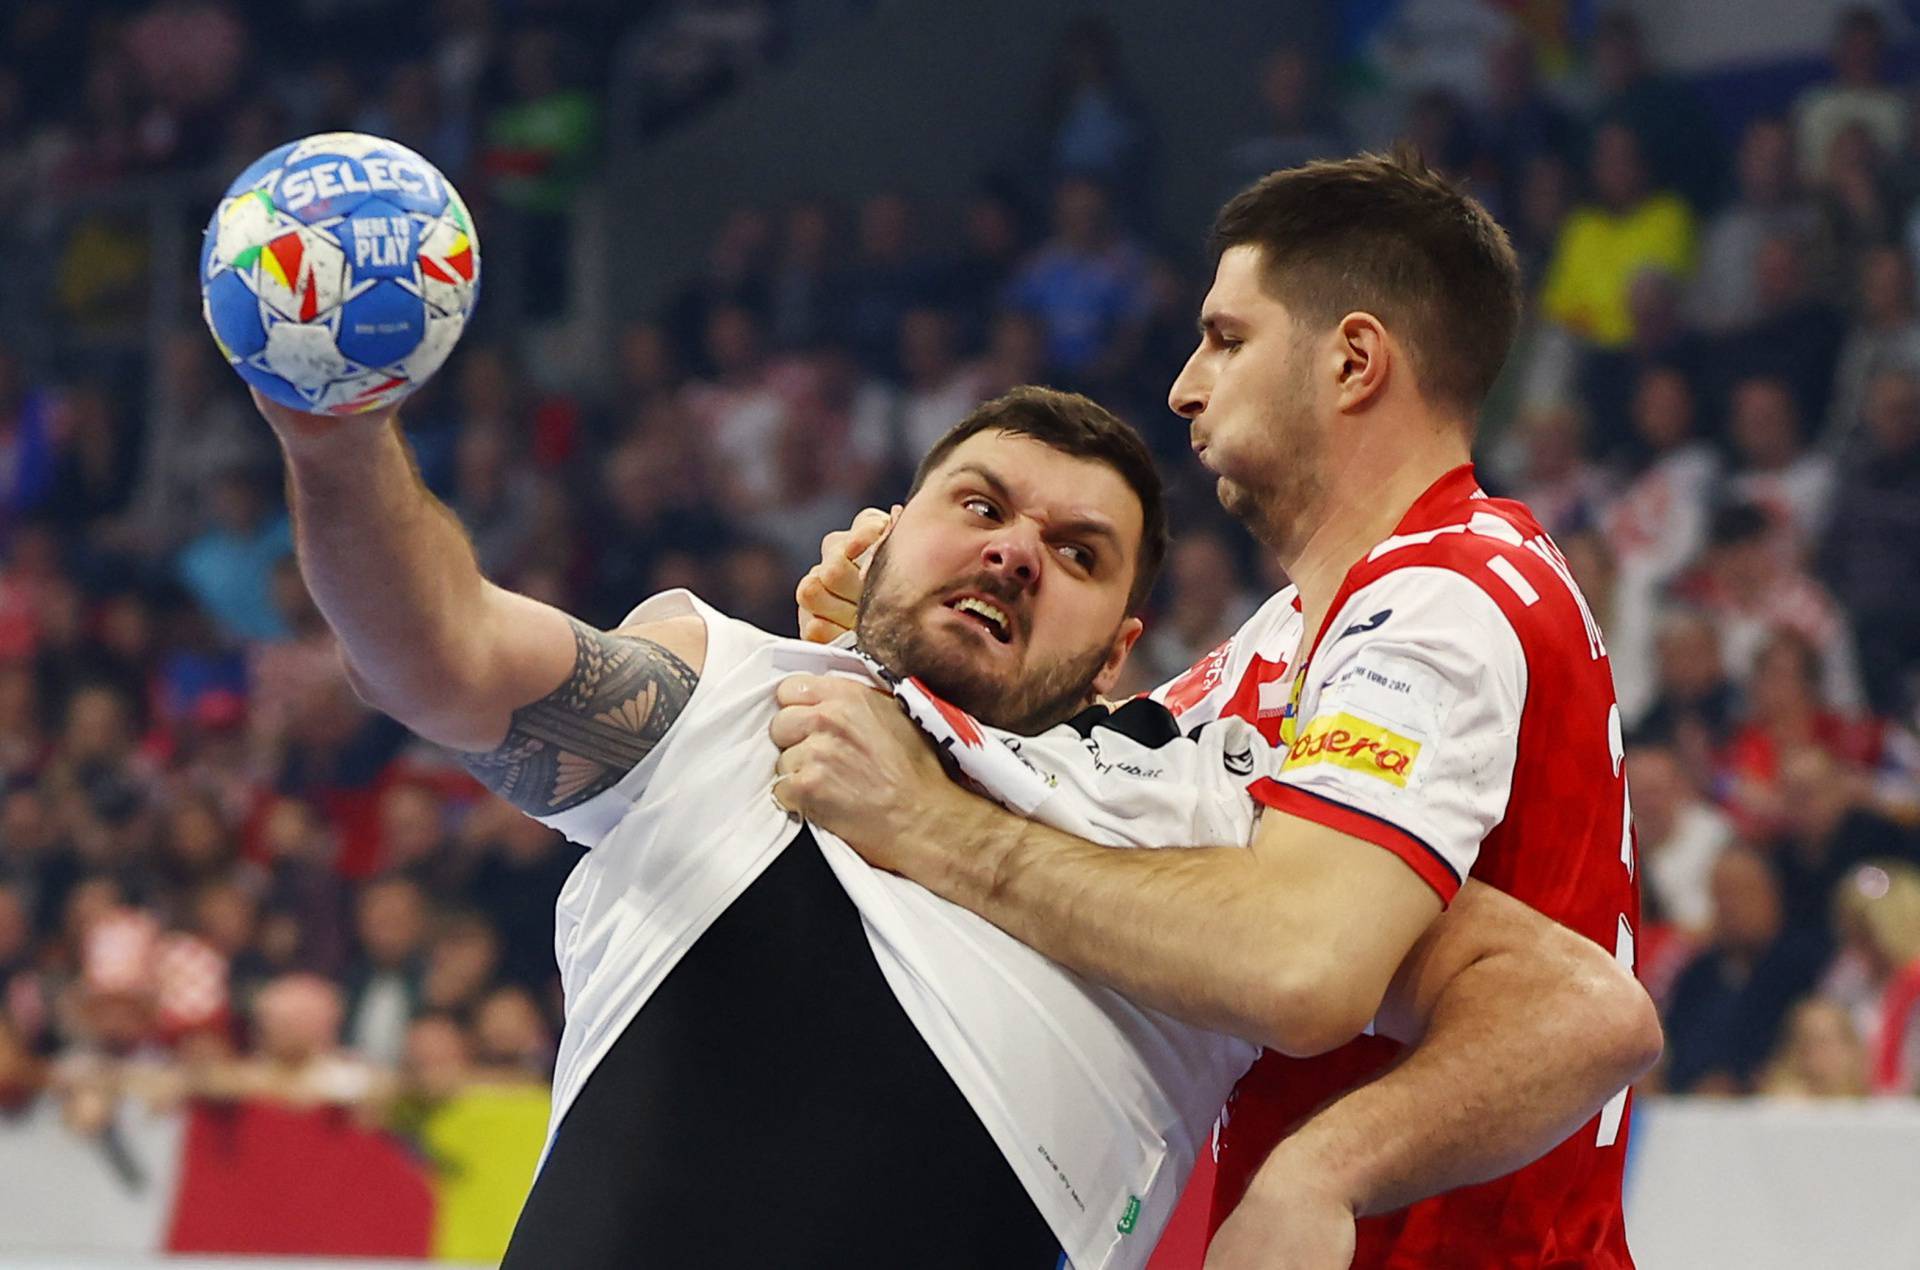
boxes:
[532,590,1269,1270]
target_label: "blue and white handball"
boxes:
[200,132,480,415]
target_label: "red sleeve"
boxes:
[1249,778,1463,903]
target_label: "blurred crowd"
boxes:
[4,2,1920,1165]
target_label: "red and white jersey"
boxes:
[1160,465,1641,1269]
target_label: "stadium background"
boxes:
[2,0,1919,1265]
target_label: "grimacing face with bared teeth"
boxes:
[855,430,1145,736]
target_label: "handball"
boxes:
[199,132,479,415]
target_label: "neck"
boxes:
[1282,423,1472,645]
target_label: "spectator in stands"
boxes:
[1709,233,1845,432]
[1034,16,1152,208]
[1688,500,1866,714]
[1607,367,1718,592]
[1580,271,1712,454]
[611,320,685,423]
[1540,123,1696,349]
[1826,860,1920,1094]
[1508,153,1573,289]
[831,192,943,379]
[894,306,995,469]
[1128,530,1260,692]
[0,350,59,544]
[1475,33,1580,220]
[1818,367,1920,713]
[1826,247,1920,449]
[480,27,598,317]
[1586,10,1723,210]
[1724,376,1835,557]
[354,59,471,183]
[1401,87,1477,183]
[232,972,380,1105]
[153,791,234,909]
[666,207,773,377]
[583,422,730,628]
[174,467,293,645]
[1813,120,1898,294]
[401,1011,471,1100]
[0,1013,42,1110]
[1794,7,1907,186]
[1628,737,1733,941]
[615,0,778,139]
[977,309,1049,399]
[451,422,542,581]
[681,303,794,515]
[1757,998,1869,1098]
[376,783,456,891]
[1691,118,1822,334]
[344,875,430,1070]
[419,911,501,1018]
[190,879,271,1017]
[460,798,574,993]
[1637,605,1740,750]
[252,798,348,977]
[767,199,837,351]
[948,186,1031,349]
[1223,45,1344,195]
[43,386,134,540]
[1767,745,1920,940]
[472,984,554,1077]
[1006,176,1151,386]
[1509,402,1610,537]
[0,880,33,1033]
[716,538,796,635]
[1662,847,1828,1094]
[1721,632,1883,840]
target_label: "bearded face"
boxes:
[852,431,1144,735]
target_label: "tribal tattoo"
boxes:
[458,619,699,817]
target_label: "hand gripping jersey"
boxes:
[530,590,1271,1270]
[1156,466,1641,1269]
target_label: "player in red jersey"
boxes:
[781,151,1648,1269]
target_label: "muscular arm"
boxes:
[1204,886,1660,1266]
[771,677,1441,1057]
[950,798,1439,1057]
[259,393,704,808]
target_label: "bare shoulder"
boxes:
[457,613,707,818]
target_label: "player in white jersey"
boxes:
[250,380,1651,1269]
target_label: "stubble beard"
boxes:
[855,540,1114,735]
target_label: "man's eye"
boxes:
[964,496,999,520]
[1058,544,1093,569]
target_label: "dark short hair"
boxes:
[1209,147,1523,420]
[908,385,1169,613]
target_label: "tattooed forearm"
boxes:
[459,619,699,816]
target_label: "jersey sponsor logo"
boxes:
[1335,608,1392,641]
[1284,711,1421,786]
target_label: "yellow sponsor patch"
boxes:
[1283,711,1422,787]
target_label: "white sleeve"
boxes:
[1254,567,1526,901]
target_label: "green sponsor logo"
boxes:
[1116,1194,1141,1235]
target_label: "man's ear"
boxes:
[1090,616,1146,699]
[1334,311,1392,414]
